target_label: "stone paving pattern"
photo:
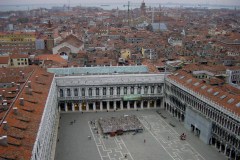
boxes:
[55,109,227,160]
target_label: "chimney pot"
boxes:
[0,136,8,146]
[19,98,24,106]
[3,121,8,131]
[13,107,18,115]
[28,81,31,88]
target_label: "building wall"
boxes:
[10,58,28,67]
[31,78,59,160]
[185,107,212,144]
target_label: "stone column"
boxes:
[79,102,82,112]
[134,101,137,109]
[92,88,96,97]
[113,87,117,96]
[86,88,89,97]
[114,101,117,110]
[147,101,150,108]
[107,101,110,110]
[229,149,232,159]
[141,101,143,109]
[134,86,138,94]
[141,86,144,94]
[127,101,130,110]
[100,101,103,111]
[120,87,124,96]
[120,101,123,110]
[154,100,157,108]
[127,87,130,95]
[107,87,110,96]
[93,102,96,111]
[224,144,227,155]
[148,86,151,95]
[154,85,157,94]
[72,103,75,111]
[65,102,68,112]
[100,87,103,96]
[86,102,89,111]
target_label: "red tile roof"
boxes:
[0,66,54,159]
[168,70,240,116]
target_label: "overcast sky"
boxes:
[1,0,240,5]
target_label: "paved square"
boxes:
[55,109,227,160]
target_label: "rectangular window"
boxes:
[110,87,113,95]
[103,87,106,95]
[96,88,99,96]
[67,89,71,96]
[138,87,141,94]
[131,87,134,94]
[144,86,148,94]
[74,88,78,96]
[82,88,85,96]
[89,88,92,96]
[117,87,120,95]
[151,86,154,94]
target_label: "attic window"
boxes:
[187,79,192,83]
[227,98,234,104]
[236,102,240,108]
[207,88,213,93]
[201,85,207,89]
[213,92,219,96]
[180,76,185,79]
[220,95,227,99]
[194,82,200,86]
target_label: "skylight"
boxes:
[227,98,234,104]
[201,85,207,89]
[180,76,185,79]
[207,88,213,93]
[213,92,219,96]
[236,102,240,108]
[187,79,192,83]
[194,82,200,86]
[220,95,227,99]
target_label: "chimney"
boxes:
[2,90,5,97]
[35,76,38,81]
[3,103,7,110]
[17,84,20,90]
[16,88,19,93]
[0,136,8,146]
[11,82,15,87]
[3,121,8,131]
[13,107,18,115]
[28,81,31,88]
[22,73,25,78]
[25,86,32,95]
[19,98,24,106]
[0,95,2,101]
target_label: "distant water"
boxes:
[0,3,239,12]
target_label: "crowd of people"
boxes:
[98,115,144,134]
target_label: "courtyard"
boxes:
[55,109,227,160]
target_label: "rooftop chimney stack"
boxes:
[13,107,18,115]
[0,136,8,146]
[35,76,38,81]
[28,81,31,88]
[2,90,5,97]
[19,98,24,106]
[11,82,15,87]
[3,121,8,131]
[17,84,20,90]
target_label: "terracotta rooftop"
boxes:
[0,66,54,159]
[0,57,9,65]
